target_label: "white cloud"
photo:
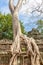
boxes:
[19,0,42,14]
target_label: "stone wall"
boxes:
[0,38,43,65]
[0,39,12,65]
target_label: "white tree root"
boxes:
[9,34,40,65]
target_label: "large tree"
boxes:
[9,0,42,65]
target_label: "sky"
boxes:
[0,0,43,32]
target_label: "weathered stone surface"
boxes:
[0,39,12,65]
[0,37,43,65]
[27,28,43,40]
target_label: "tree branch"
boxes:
[31,0,43,14]
[16,0,23,11]
[9,0,15,13]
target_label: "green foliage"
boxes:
[0,13,25,40]
[36,20,43,34]
[21,47,26,51]
[0,13,13,39]
[20,21,26,34]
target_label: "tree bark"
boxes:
[9,0,22,54]
[9,0,22,40]
[9,0,22,65]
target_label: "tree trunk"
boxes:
[9,0,22,54]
